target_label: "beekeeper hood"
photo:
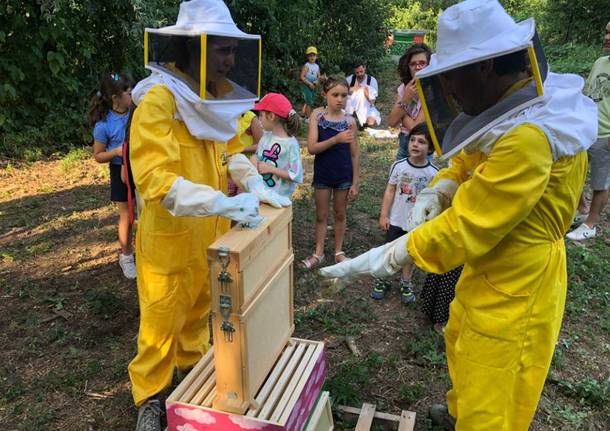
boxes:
[415,0,552,159]
[132,0,261,142]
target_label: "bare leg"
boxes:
[577,192,589,214]
[117,201,132,255]
[401,262,414,281]
[332,189,349,259]
[313,188,331,257]
[585,189,609,227]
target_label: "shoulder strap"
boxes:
[349,75,356,87]
[366,75,372,86]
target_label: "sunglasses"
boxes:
[409,60,428,68]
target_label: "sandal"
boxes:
[302,254,325,269]
[334,251,350,263]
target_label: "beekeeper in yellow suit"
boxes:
[127,1,290,430]
[320,1,597,430]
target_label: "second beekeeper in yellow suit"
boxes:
[320,1,597,430]
[127,1,291,430]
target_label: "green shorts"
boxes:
[301,83,316,106]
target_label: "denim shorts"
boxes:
[312,180,352,190]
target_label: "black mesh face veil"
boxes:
[146,31,261,102]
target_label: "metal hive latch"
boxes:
[216,247,235,342]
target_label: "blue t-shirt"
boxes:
[93,110,130,165]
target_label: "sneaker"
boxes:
[119,253,137,279]
[370,278,391,300]
[429,404,456,430]
[135,399,161,431]
[399,279,416,304]
[566,223,596,241]
[572,211,588,227]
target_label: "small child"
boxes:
[303,76,360,269]
[87,72,136,279]
[251,93,304,199]
[300,46,320,119]
[374,122,437,303]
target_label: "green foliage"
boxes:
[1,0,389,158]
[84,285,123,318]
[59,146,90,173]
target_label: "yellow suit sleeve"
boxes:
[408,124,552,273]
[429,149,485,187]
[130,85,181,202]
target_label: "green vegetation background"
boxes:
[0,0,605,159]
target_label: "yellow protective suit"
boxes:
[128,84,233,406]
[407,124,587,430]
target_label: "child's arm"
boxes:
[300,65,314,89]
[379,183,396,231]
[401,108,425,131]
[307,109,355,155]
[93,140,122,163]
[257,162,292,180]
[348,118,360,201]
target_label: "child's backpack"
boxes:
[349,74,372,87]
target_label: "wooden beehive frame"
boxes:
[337,404,416,431]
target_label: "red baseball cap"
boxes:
[253,93,294,119]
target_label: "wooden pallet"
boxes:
[337,404,416,431]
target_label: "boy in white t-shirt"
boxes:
[373,123,438,303]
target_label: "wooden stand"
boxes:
[337,404,416,431]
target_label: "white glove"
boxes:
[228,154,291,208]
[406,179,458,231]
[319,233,411,281]
[162,177,264,226]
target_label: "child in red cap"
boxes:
[252,93,304,198]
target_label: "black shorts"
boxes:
[109,163,133,202]
[385,224,407,243]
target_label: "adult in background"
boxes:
[387,43,432,160]
[128,1,289,430]
[320,0,597,429]
[567,20,610,240]
[345,62,381,128]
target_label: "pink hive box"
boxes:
[166,338,327,431]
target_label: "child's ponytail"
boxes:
[284,110,301,137]
[86,72,133,127]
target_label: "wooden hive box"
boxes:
[166,338,327,431]
[207,205,294,413]
[208,205,292,314]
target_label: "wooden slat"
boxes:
[180,358,215,403]
[271,343,317,422]
[397,410,416,431]
[354,403,377,431]
[257,343,306,419]
[190,371,216,406]
[203,388,216,407]
[337,405,402,422]
[246,342,297,417]
[277,343,324,423]
[168,348,213,402]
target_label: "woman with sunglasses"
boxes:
[387,43,433,160]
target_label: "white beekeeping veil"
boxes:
[414,0,548,159]
[133,0,261,142]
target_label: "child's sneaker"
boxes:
[370,278,391,300]
[399,279,416,304]
[119,253,137,279]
